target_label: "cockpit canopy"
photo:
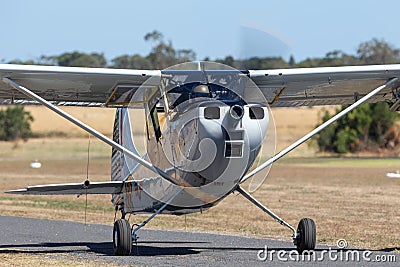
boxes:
[166,82,245,111]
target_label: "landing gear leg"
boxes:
[236,185,316,252]
[131,189,182,243]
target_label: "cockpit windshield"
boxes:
[166,82,243,110]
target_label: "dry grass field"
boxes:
[0,106,399,265]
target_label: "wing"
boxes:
[2,63,400,108]
[249,64,400,107]
[6,181,125,195]
[0,64,161,107]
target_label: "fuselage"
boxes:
[112,79,270,215]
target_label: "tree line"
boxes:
[7,31,400,69]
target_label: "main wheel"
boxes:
[295,218,316,253]
[113,219,132,256]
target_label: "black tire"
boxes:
[295,218,316,253]
[113,219,132,256]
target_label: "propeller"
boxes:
[238,23,292,60]
[238,23,291,192]
[125,61,277,208]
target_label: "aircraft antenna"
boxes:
[86,134,91,180]
[84,134,91,232]
[84,188,88,232]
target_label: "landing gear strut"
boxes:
[236,185,316,252]
[112,189,183,255]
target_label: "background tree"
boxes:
[7,59,37,65]
[315,102,398,153]
[144,30,196,69]
[295,50,360,68]
[314,39,400,154]
[7,36,400,69]
[0,106,34,141]
[42,52,107,68]
[357,38,400,65]
[111,54,152,69]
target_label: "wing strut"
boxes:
[241,77,399,184]
[1,77,178,186]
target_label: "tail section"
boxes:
[111,108,140,182]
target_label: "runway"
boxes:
[0,216,397,266]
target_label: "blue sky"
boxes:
[1,0,400,64]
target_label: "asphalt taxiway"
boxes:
[0,216,397,266]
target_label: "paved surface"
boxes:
[0,216,398,266]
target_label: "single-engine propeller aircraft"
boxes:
[1,61,400,255]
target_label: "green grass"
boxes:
[0,196,114,213]
[277,157,400,168]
